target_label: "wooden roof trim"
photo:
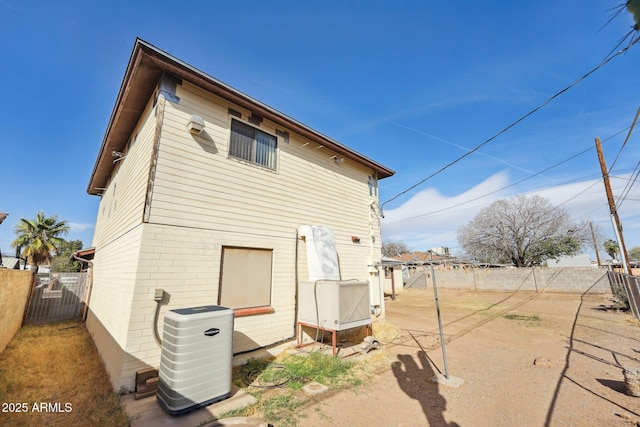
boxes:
[87,39,394,195]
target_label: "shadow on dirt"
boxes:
[544,281,640,425]
[596,378,628,394]
[392,351,460,427]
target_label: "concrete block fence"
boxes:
[0,270,33,353]
[406,267,611,294]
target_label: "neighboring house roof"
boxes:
[0,256,21,270]
[0,213,7,224]
[381,256,404,266]
[87,38,395,195]
[73,247,96,260]
[395,251,445,263]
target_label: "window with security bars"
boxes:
[229,119,277,169]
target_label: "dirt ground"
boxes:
[297,288,640,427]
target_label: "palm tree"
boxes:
[604,239,620,261]
[11,211,69,272]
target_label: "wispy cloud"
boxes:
[0,1,19,11]
[381,171,640,253]
[68,222,94,232]
[382,172,512,249]
[386,121,540,175]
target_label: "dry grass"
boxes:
[0,320,129,427]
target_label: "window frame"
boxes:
[228,118,278,170]
[218,246,275,317]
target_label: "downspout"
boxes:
[370,200,383,317]
[294,228,300,338]
[373,262,384,317]
[236,229,306,358]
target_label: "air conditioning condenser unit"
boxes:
[157,305,234,415]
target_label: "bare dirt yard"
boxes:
[4,288,640,427]
[298,288,640,427]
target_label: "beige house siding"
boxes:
[98,87,381,390]
[92,98,157,248]
[87,97,157,389]
[87,224,144,390]
[86,41,392,392]
[150,81,379,275]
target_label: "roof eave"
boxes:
[87,39,394,195]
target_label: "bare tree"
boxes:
[382,241,409,258]
[457,195,590,267]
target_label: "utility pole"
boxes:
[589,222,602,267]
[595,137,631,274]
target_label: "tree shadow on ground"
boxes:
[392,351,460,426]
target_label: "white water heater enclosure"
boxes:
[157,305,234,415]
[298,280,371,331]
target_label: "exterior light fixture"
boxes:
[187,114,205,134]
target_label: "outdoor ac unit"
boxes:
[298,280,371,331]
[157,305,234,415]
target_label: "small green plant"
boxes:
[280,351,360,390]
[503,314,541,322]
[611,281,631,311]
[239,352,360,391]
[260,394,306,426]
[229,352,363,426]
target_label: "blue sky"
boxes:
[1,1,639,260]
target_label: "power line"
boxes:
[611,106,640,208]
[609,106,640,172]
[554,181,601,209]
[617,164,640,208]
[383,146,596,225]
[380,37,640,213]
[382,124,632,225]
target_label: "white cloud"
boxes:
[381,172,512,251]
[527,174,640,246]
[381,171,640,254]
[68,222,94,232]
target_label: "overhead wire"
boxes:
[380,37,640,214]
[554,181,601,210]
[617,165,640,208]
[608,106,640,208]
[609,106,640,171]
[383,125,631,225]
[383,148,593,224]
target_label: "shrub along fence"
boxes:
[608,270,640,319]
